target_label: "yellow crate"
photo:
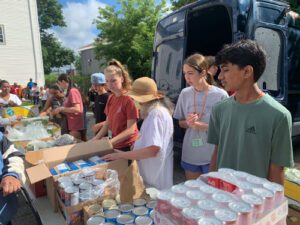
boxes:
[284,179,300,203]
[2,106,39,118]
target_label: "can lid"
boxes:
[171,184,189,194]
[253,188,274,198]
[182,207,204,220]
[184,179,205,188]
[242,194,263,205]
[197,199,218,210]
[246,176,266,185]
[170,197,191,209]
[135,216,153,225]
[86,216,105,225]
[146,200,157,209]
[263,182,283,192]
[116,214,134,223]
[236,181,254,190]
[104,209,120,219]
[228,201,252,213]
[133,206,149,216]
[212,192,233,203]
[157,190,174,201]
[200,185,219,194]
[233,170,249,178]
[198,217,223,225]
[214,209,238,222]
[133,198,147,206]
[186,190,206,201]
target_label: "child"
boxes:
[207,40,294,184]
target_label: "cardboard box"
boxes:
[25,139,145,212]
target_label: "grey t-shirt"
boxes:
[174,86,228,165]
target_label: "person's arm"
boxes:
[55,104,81,114]
[209,145,218,172]
[0,135,25,195]
[179,120,189,129]
[40,96,52,114]
[102,145,160,161]
[268,163,284,185]
[110,119,137,146]
[91,120,109,141]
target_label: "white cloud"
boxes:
[50,0,106,52]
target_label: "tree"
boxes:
[289,0,300,14]
[37,0,75,74]
[95,0,167,79]
[171,0,196,10]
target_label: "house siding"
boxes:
[80,47,105,75]
[0,0,44,86]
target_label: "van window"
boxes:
[255,27,282,92]
[257,7,285,25]
[154,38,183,101]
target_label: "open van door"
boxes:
[152,10,186,102]
[254,1,289,105]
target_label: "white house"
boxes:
[0,0,44,87]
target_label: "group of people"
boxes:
[0,39,295,224]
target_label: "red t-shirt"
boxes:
[64,88,84,131]
[104,94,139,149]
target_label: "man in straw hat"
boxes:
[102,77,174,190]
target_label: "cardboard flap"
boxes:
[25,138,113,165]
[26,164,52,184]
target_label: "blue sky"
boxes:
[54,0,170,51]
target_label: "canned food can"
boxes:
[64,187,79,207]
[58,181,73,202]
[70,172,84,181]
[218,168,236,174]
[72,178,85,186]
[233,171,250,179]
[228,201,253,225]
[79,192,92,203]
[212,192,233,206]
[263,182,284,205]
[197,200,218,216]
[149,210,155,220]
[133,198,147,207]
[58,176,72,184]
[104,209,120,223]
[214,209,237,225]
[119,203,134,214]
[253,188,275,211]
[198,217,223,225]
[87,215,105,225]
[157,190,175,214]
[116,214,135,225]
[81,169,96,183]
[171,184,189,196]
[246,176,266,185]
[132,206,149,217]
[146,200,157,210]
[170,197,191,222]
[241,194,264,219]
[135,216,153,225]
[184,179,205,189]
[102,199,118,211]
[186,190,206,204]
[182,207,205,225]
[88,204,103,216]
[79,182,92,193]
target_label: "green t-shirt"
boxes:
[207,94,294,178]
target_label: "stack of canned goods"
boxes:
[57,168,118,207]
[86,198,156,225]
[155,169,286,225]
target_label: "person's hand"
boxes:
[92,123,104,134]
[0,176,21,196]
[101,152,123,161]
[16,115,23,120]
[52,107,63,115]
[186,113,199,127]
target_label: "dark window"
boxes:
[0,25,5,44]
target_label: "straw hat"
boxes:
[128,77,164,103]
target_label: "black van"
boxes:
[151,0,300,140]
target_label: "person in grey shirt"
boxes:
[174,53,228,180]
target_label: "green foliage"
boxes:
[74,55,82,75]
[95,0,167,79]
[37,0,66,32]
[171,0,196,10]
[37,0,75,74]
[44,73,58,87]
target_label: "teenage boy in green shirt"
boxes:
[207,40,294,184]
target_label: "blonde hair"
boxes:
[104,59,132,90]
[140,97,174,119]
[184,53,213,85]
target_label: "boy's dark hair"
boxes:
[49,84,63,92]
[215,40,266,82]
[0,80,9,87]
